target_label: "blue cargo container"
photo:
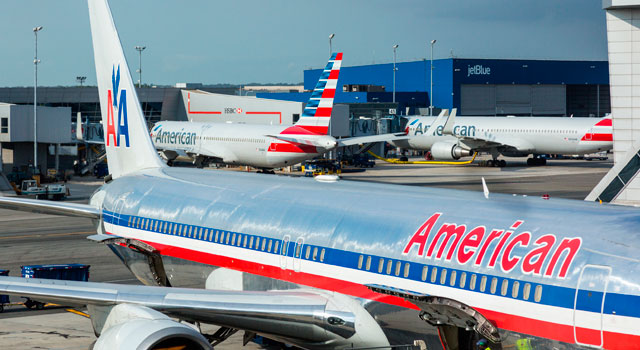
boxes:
[21,264,90,309]
[21,264,90,281]
[0,270,8,312]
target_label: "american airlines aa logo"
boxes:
[105,65,130,147]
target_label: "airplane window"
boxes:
[274,240,280,254]
[172,224,177,235]
[214,230,219,242]
[320,248,326,262]
[282,236,290,256]
[365,256,371,271]
[394,261,401,276]
[231,233,236,245]
[480,276,487,292]
[249,236,254,248]
[512,281,520,298]
[155,220,159,231]
[470,274,477,290]
[261,238,266,251]
[305,246,310,259]
[378,259,385,273]
[386,260,393,275]
[312,247,318,260]
[200,227,204,240]
[128,217,132,226]
[490,277,498,294]
[358,255,364,269]
[235,234,241,246]
[421,266,428,281]
[403,263,410,278]
[134,217,138,228]
[430,267,438,283]
[295,241,302,258]
[450,270,457,286]
[163,222,167,233]
[534,285,543,302]
[440,269,447,285]
[225,232,230,244]
[459,272,467,288]
[523,283,531,300]
[143,219,148,230]
[501,279,508,296]
[267,239,272,252]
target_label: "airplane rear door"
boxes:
[573,265,610,348]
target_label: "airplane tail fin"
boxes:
[88,0,165,178]
[290,53,343,135]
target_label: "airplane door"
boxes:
[292,237,304,272]
[573,265,611,348]
[279,235,291,269]
[585,127,593,141]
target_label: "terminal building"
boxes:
[258,58,611,118]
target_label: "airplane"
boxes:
[390,110,613,167]
[151,55,403,170]
[0,1,638,349]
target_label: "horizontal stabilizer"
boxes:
[0,197,100,219]
[338,133,409,147]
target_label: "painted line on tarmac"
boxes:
[0,231,94,240]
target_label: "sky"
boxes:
[0,0,608,87]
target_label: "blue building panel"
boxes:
[277,58,609,112]
[453,59,609,85]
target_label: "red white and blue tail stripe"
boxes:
[281,53,342,135]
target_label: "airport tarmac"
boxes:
[0,158,613,349]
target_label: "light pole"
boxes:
[392,44,398,103]
[430,39,436,116]
[33,26,43,174]
[135,45,146,88]
[329,33,335,56]
[76,76,86,86]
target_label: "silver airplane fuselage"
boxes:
[93,166,640,349]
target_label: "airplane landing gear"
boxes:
[479,159,506,167]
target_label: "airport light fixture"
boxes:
[33,26,43,173]
[135,45,146,88]
[392,44,399,103]
[329,33,335,56]
[430,39,436,116]
[76,76,87,86]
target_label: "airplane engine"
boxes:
[91,304,212,350]
[430,142,472,160]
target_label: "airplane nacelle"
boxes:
[430,142,472,160]
[90,304,212,350]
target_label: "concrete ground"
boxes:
[0,157,613,349]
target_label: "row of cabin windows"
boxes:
[357,255,411,278]
[200,136,264,143]
[127,216,326,263]
[483,128,578,134]
[356,254,542,302]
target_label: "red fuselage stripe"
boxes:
[581,133,613,142]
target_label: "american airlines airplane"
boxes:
[390,110,613,167]
[0,1,638,349]
[151,55,402,170]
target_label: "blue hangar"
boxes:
[258,58,609,118]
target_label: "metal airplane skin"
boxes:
[391,112,612,165]
[0,1,637,350]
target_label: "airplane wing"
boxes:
[337,133,409,147]
[0,197,100,219]
[0,276,362,345]
[441,109,535,153]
